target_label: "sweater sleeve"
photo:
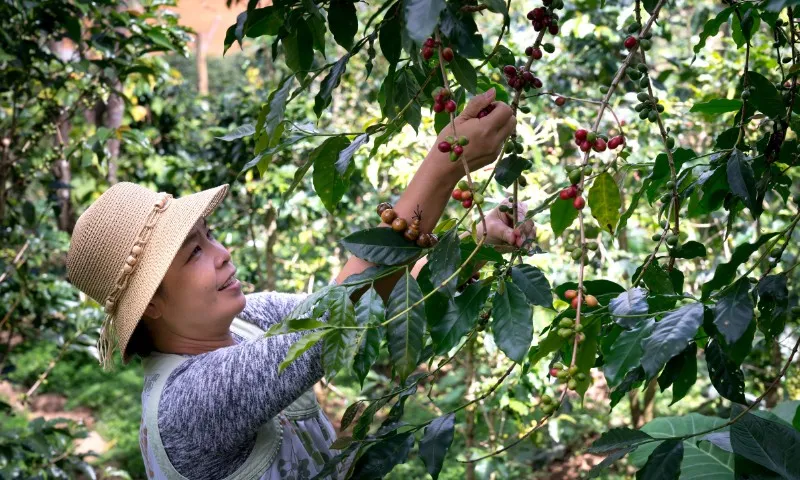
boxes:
[157,291,326,479]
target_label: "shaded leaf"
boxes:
[379,6,402,65]
[428,229,461,296]
[756,275,789,340]
[352,288,384,387]
[550,198,579,237]
[640,303,704,377]
[419,413,456,480]
[216,124,255,141]
[701,232,780,299]
[713,277,753,344]
[386,272,426,382]
[693,7,734,55]
[492,279,533,363]
[404,0,445,43]
[341,401,363,430]
[351,432,415,479]
[604,318,655,388]
[430,282,490,354]
[672,241,707,259]
[636,439,683,480]
[609,288,650,329]
[706,340,746,404]
[449,53,477,94]
[313,136,354,213]
[328,0,358,50]
[341,227,423,266]
[314,54,351,118]
[727,149,760,216]
[511,264,553,308]
[589,428,653,454]
[731,411,800,479]
[747,71,784,118]
[657,343,697,405]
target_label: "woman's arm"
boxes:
[336,89,516,302]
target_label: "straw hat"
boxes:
[67,182,229,370]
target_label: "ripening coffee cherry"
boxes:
[445,100,457,112]
[549,367,559,376]
[438,141,452,153]
[593,138,607,152]
[442,47,454,62]
[462,199,473,208]
[452,189,463,200]
[575,129,588,142]
[585,295,599,307]
[472,192,484,205]
[555,96,566,106]
[586,131,597,143]
[652,233,662,242]
[573,196,586,209]
[391,217,407,232]
[571,248,583,260]
[453,145,464,156]
[433,102,444,113]
[421,46,434,60]
[559,318,575,328]
[567,378,578,390]
[565,289,578,300]
[587,241,598,251]
[460,190,472,201]
[503,65,517,75]
[624,36,638,50]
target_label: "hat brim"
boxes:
[114,184,230,364]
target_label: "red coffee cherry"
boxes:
[549,23,559,35]
[503,65,517,75]
[433,102,444,113]
[453,145,464,156]
[438,141,452,153]
[573,196,586,209]
[555,96,566,106]
[424,38,435,48]
[593,138,607,152]
[442,47,454,62]
[608,135,625,149]
[579,141,592,152]
[532,48,543,60]
[445,100,457,112]
[422,47,434,60]
[462,199,473,208]
[452,189,463,200]
[549,368,559,376]
[575,129,588,142]
[624,36,638,50]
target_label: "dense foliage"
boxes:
[2,0,800,478]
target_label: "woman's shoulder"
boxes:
[239,291,308,326]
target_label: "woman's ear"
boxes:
[144,302,162,319]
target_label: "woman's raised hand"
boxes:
[429,88,516,183]
[476,199,536,253]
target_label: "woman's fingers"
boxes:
[458,88,497,120]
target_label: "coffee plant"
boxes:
[219,0,800,477]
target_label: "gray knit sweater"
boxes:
[155,291,326,479]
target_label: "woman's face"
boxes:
[144,217,246,339]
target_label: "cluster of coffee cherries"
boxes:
[420,37,454,62]
[432,87,457,114]
[564,288,598,310]
[573,128,624,153]
[451,179,484,209]
[622,22,653,51]
[549,362,587,390]
[377,203,439,248]
[438,134,469,162]
[566,240,599,263]
[477,103,496,119]
[539,393,557,415]
[503,65,543,91]
[527,6,560,34]
[652,220,679,247]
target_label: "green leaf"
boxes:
[510,265,553,308]
[747,71,784,118]
[689,99,743,114]
[351,432,415,479]
[731,411,800,479]
[588,172,621,234]
[283,18,314,76]
[216,124,255,141]
[449,53,478,94]
[492,279,533,363]
[630,415,733,479]
[430,282,490,354]
[727,149,760,216]
[706,340,746,404]
[701,232,779,299]
[672,241,707,259]
[731,8,760,48]
[657,343,697,405]
[588,428,653,454]
[713,278,753,344]
[146,28,176,51]
[253,76,295,172]
[321,288,357,374]
[494,153,529,188]
[419,413,456,480]
[336,132,369,174]
[610,367,646,408]
[636,439,683,480]
[604,318,655,389]
[313,135,354,213]
[428,229,461,296]
[353,288,384,387]
[527,326,564,366]
[693,7,734,55]
[379,6,402,65]
[386,271,426,382]
[353,397,389,439]
[640,303,704,377]
[550,198,579,237]
[641,263,675,296]
[307,13,327,59]
[757,275,789,340]
[341,401,363,430]
[394,68,422,132]
[265,318,330,337]
[341,227,423,266]
[609,288,649,329]
[314,54,350,118]
[328,0,358,50]
[587,448,637,479]
[439,3,483,58]
[279,330,328,372]
[618,178,650,233]
[404,0,445,43]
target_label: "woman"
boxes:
[65,88,533,479]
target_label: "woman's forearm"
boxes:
[335,151,457,302]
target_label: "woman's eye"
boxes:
[206,228,214,239]
[191,245,201,257]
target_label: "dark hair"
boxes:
[126,283,164,360]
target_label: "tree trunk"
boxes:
[53,115,75,233]
[641,378,658,424]
[104,79,124,184]
[264,202,277,291]
[196,33,209,95]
